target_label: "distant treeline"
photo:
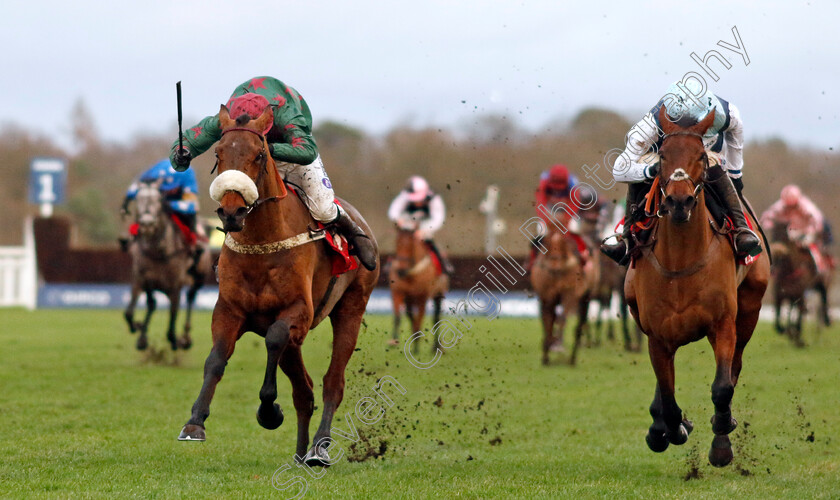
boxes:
[1,101,837,255]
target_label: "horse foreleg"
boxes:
[179,284,198,350]
[124,283,141,334]
[307,294,366,467]
[256,319,291,431]
[569,295,591,366]
[646,338,692,453]
[391,292,403,344]
[178,310,239,441]
[432,296,444,353]
[165,289,181,351]
[280,346,315,459]
[817,282,832,326]
[708,320,738,467]
[774,292,785,334]
[540,299,557,365]
[137,289,156,351]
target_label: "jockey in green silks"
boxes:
[169,76,376,271]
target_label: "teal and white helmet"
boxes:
[661,80,726,133]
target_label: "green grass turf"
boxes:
[0,308,838,499]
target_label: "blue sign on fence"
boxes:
[29,157,67,206]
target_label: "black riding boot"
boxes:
[600,182,648,265]
[333,207,378,271]
[425,239,454,275]
[706,165,761,257]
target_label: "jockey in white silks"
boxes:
[600,80,761,265]
[388,176,453,274]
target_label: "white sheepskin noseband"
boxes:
[209,170,259,205]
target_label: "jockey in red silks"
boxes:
[526,164,590,271]
[761,184,833,272]
[169,76,376,271]
[388,176,453,275]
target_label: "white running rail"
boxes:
[0,217,37,309]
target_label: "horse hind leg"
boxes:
[256,319,291,431]
[307,292,368,467]
[280,345,315,459]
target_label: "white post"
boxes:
[479,185,500,255]
[21,216,37,310]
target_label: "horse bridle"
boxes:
[655,131,710,215]
[216,127,285,217]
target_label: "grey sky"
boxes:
[2,0,837,151]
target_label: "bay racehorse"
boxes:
[389,225,448,352]
[593,258,641,352]
[124,180,211,351]
[177,105,379,467]
[625,107,770,467]
[530,228,596,365]
[769,223,829,345]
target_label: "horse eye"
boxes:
[256,151,265,162]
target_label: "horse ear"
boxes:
[658,105,679,135]
[254,105,274,133]
[219,104,233,128]
[690,108,716,135]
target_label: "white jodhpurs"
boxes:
[276,155,339,223]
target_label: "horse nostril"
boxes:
[216,207,226,219]
[235,207,249,219]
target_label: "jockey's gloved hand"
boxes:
[173,147,192,171]
[643,163,659,180]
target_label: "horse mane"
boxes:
[235,114,252,126]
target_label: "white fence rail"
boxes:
[0,218,37,309]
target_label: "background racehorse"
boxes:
[625,107,770,467]
[592,259,641,351]
[769,223,829,345]
[177,106,379,467]
[530,228,596,365]
[582,202,641,352]
[389,224,448,352]
[124,180,210,351]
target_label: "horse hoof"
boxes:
[646,430,669,453]
[303,446,331,467]
[668,421,692,445]
[178,424,206,441]
[708,435,733,467]
[710,415,737,435]
[136,337,148,350]
[257,403,284,430]
[178,338,193,350]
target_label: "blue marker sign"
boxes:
[29,158,67,214]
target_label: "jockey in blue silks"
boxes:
[119,159,204,269]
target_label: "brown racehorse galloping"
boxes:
[389,226,448,351]
[769,223,828,345]
[530,228,596,365]
[177,105,379,467]
[625,107,770,467]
